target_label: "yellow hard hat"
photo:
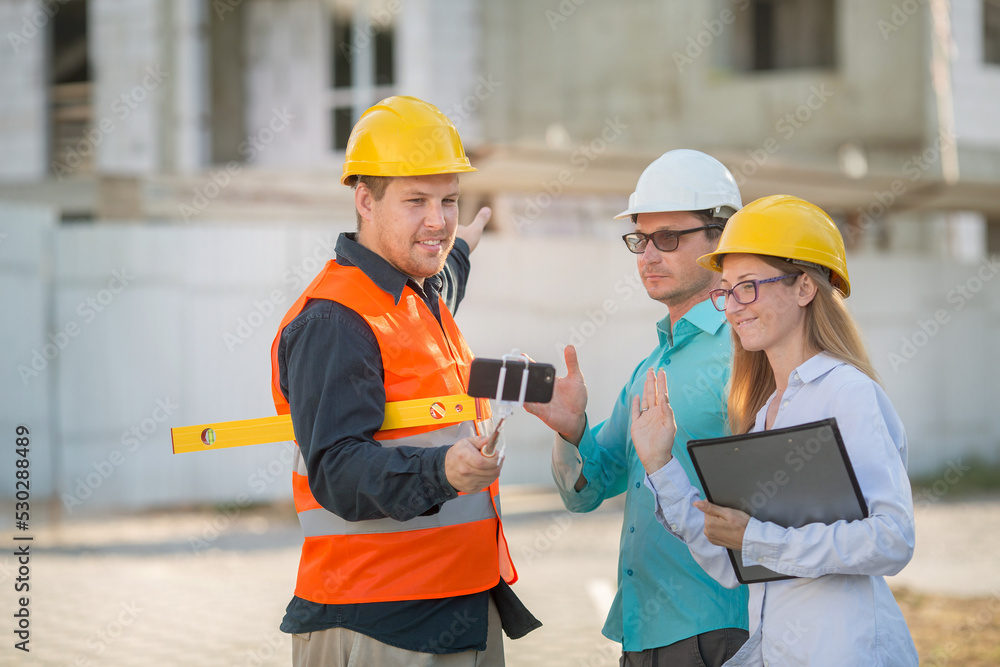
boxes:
[697,195,851,297]
[341,96,477,186]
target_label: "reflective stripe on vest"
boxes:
[299,489,497,537]
[378,419,485,447]
[291,420,490,476]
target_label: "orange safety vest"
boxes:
[270,258,517,605]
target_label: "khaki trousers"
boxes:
[291,597,504,667]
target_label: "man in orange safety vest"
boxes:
[270,96,538,667]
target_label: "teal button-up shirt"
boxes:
[552,299,748,651]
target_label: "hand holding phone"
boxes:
[468,356,555,459]
[467,358,556,404]
[522,345,588,445]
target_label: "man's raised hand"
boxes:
[455,206,492,253]
[524,344,588,444]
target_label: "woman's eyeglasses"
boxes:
[622,225,723,254]
[708,274,801,311]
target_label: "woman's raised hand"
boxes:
[630,368,677,474]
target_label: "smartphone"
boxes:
[467,358,556,404]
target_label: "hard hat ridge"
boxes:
[696,194,851,297]
[615,149,743,220]
[341,96,477,186]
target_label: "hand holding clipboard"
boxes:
[686,419,868,584]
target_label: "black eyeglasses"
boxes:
[622,225,723,254]
[708,274,801,311]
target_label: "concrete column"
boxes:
[90,0,168,174]
[171,0,211,172]
[397,0,484,144]
[352,0,374,119]
[244,0,323,167]
[397,0,431,98]
[0,0,50,181]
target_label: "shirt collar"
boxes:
[791,352,844,385]
[754,353,846,430]
[656,298,727,347]
[334,232,440,304]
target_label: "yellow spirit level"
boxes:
[171,394,481,454]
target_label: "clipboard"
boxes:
[687,418,868,584]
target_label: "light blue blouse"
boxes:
[646,353,918,666]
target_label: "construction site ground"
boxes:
[2,489,998,666]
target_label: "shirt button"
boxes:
[635,482,640,488]
[757,557,765,564]
[629,526,635,533]
[627,569,633,576]
[782,401,789,408]
[669,524,678,531]
[664,359,671,366]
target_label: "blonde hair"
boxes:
[728,256,880,434]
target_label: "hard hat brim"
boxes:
[340,162,477,186]
[697,249,851,298]
[697,195,852,298]
[613,202,698,219]
[615,203,739,220]
[697,250,725,273]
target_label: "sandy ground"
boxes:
[0,491,997,666]
[887,495,1000,599]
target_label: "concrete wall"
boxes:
[480,0,930,170]
[0,0,49,181]
[3,0,997,186]
[841,248,1000,471]
[466,235,1000,480]
[0,204,57,498]
[1,0,211,180]
[169,0,211,172]
[239,0,486,166]
[2,206,999,511]
[3,206,349,512]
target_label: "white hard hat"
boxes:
[614,149,743,220]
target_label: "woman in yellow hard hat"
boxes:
[630,195,918,665]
